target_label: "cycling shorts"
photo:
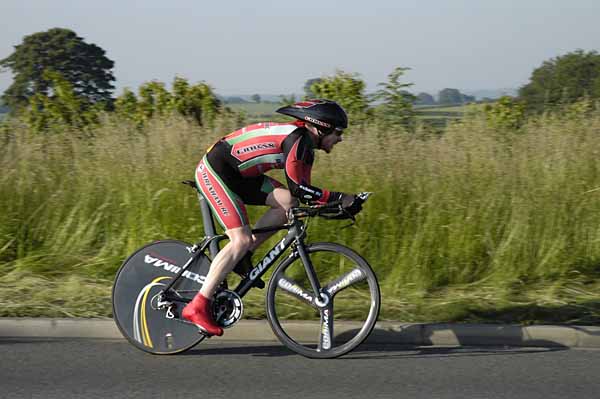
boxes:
[194,149,283,230]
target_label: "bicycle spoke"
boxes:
[276,276,318,308]
[318,302,334,352]
[324,267,367,297]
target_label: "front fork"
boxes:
[293,237,334,351]
[294,238,328,306]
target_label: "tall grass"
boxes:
[1,111,600,323]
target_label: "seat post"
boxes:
[197,192,220,258]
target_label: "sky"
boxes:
[1,0,600,97]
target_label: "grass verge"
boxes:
[1,110,600,323]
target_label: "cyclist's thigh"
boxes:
[195,156,249,230]
[229,174,284,206]
[265,187,298,209]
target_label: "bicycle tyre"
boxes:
[112,240,210,355]
[266,242,380,359]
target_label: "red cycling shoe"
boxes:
[181,293,223,337]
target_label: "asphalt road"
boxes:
[1,338,598,399]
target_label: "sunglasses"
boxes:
[318,127,345,137]
[333,128,344,137]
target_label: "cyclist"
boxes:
[182,99,362,336]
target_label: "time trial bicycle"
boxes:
[112,180,380,359]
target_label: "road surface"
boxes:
[1,338,598,398]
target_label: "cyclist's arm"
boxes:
[282,134,342,205]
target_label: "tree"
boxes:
[437,88,464,105]
[0,28,115,111]
[279,94,297,106]
[224,97,248,104]
[483,96,526,130]
[310,70,370,121]
[462,93,476,103]
[114,88,139,123]
[519,49,600,111]
[251,94,261,103]
[24,70,102,133]
[137,81,172,120]
[372,67,416,127]
[415,92,436,105]
[303,78,322,98]
[114,77,221,126]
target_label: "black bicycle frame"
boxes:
[161,218,319,302]
[161,186,322,303]
[234,220,314,297]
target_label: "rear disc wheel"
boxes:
[112,240,211,354]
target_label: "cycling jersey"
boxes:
[195,121,341,229]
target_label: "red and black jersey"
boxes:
[207,121,340,205]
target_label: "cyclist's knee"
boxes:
[282,194,299,211]
[227,228,253,252]
[268,188,298,211]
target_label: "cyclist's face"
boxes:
[320,131,343,153]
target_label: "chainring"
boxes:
[212,290,244,328]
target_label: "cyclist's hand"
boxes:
[345,195,363,216]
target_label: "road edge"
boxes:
[1,318,599,348]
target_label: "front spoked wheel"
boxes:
[266,242,380,358]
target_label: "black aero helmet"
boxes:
[276,99,348,133]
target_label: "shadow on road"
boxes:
[183,343,295,357]
[180,342,566,359]
[177,321,596,358]
[355,323,583,349]
[343,344,565,360]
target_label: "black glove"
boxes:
[345,197,363,216]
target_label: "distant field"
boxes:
[415,103,488,127]
[414,103,470,111]
[229,102,487,116]
[226,101,491,128]
[226,102,280,117]
[415,103,484,115]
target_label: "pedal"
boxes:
[172,317,213,338]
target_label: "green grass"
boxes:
[1,110,600,323]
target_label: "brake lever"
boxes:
[355,192,373,203]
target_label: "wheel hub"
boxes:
[314,292,330,308]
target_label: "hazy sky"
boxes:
[1,0,599,96]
